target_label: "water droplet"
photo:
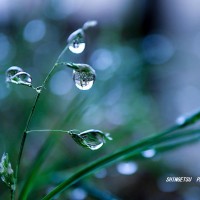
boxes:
[116,162,138,175]
[141,149,156,158]
[35,86,43,93]
[9,72,32,86]
[69,129,111,150]
[69,43,85,54]
[67,29,85,54]
[6,66,23,82]
[73,69,95,90]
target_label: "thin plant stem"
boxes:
[14,44,70,199]
[19,98,87,199]
[10,189,14,200]
[19,134,61,200]
[15,93,41,194]
[26,129,71,134]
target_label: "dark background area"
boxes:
[1,0,200,199]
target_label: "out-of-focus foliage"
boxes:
[1,0,200,199]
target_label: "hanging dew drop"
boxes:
[73,69,95,90]
[76,130,104,150]
[69,42,85,54]
[69,129,111,150]
[67,29,85,54]
[6,66,23,82]
[10,72,32,86]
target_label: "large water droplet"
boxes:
[67,29,85,54]
[6,66,23,82]
[69,129,111,150]
[9,72,32,86]
[69,43,85,54]
[73,70,95,90]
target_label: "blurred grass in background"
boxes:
[1,0,200,199]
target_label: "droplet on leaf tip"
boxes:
[6,66,23,82]
[73,70,95,90]
[72,64,96,90]
[67,29,85,54]
[69,129,111,150]
[9,72,32,86]
[6,66,32,87]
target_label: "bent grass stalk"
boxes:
[14,44,70,199]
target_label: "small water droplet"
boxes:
[142,149,156,158]
[9,72,32,86]
[35,86,43,93]
[69,43,85,54]
[73,70,95,90]
[6,66,23,82]
[67,29,85,54]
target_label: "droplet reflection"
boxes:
[10,72,32,86]
[69,43,85,54]
[68,29,85,54]
[73,70,95,90]
[6,66,23,80]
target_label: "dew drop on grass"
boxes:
[70,130,104,150]
[69,43,85,54]
[9,72,32,86]
[67,29,85,54]
[6,66,23,82]
[73,70,95,90]
[69,129,112,150]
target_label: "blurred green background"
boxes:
[1,0,200,199]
